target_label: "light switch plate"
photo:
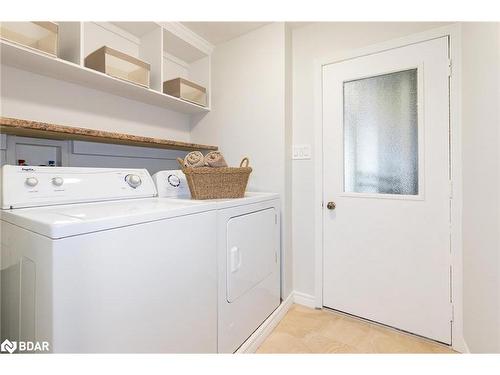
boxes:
[292,144,311,160]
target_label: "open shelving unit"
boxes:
[0,22,213,115]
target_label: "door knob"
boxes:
[326,201,336,210]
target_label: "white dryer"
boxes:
[153,170,281,353]
[215,195,281,353]
[0,166,219,353]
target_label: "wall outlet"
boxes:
[292,144,312,160]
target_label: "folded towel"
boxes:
[184,151,205,168]
[204,151,228,168]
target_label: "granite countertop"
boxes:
[0,117,218,151]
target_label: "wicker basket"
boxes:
[176,157,252,199]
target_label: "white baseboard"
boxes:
[453,335,470,353]
[293,291,316,308]
[236,293,294,353]
[236,291,317,353]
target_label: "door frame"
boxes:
[313,24,465,352]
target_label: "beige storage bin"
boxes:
[85,46,150,88]
[163,78,207,107]
[0,22,58,56]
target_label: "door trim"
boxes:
[313,24,464,352]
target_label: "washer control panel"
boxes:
[51,177,64,187]
[1,165,157,209]
[152,170,190,198]
[125,174,142,188]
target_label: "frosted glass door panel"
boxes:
[343,69,418,195]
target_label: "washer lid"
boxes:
[1,198,217,239]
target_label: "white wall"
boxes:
[291,22,449,297]
[190,22,293,298]
[461,22,500,353]
[0,65,191,141]
[284,24,293,300]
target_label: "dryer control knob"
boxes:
[167,174,181,187]
[125,174,142,188]
[52,177,64,187]
[25,177,38,187]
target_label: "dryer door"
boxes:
[226,208,277,303]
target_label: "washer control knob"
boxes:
[52,177,64,187]
[125,174,142,188]
[25,177,38,187]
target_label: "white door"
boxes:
[322,37,451,344]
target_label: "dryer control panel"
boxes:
[152,170,191,198]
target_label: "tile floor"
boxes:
[257,304,455,354]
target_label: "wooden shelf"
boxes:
[0,117,218,152]
[0,40,211,114]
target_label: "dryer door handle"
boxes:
[230,246,242,273]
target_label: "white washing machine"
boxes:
[153,170,281,353]
[0,165,219,353]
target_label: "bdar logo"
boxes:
[1,339,17,354]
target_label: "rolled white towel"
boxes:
[184,151,205,168]
[204,151,228,167]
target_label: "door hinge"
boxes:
[449,180,453,199]
[275,213,278,224]
[450,303,454,322]
[448,59,452,77]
